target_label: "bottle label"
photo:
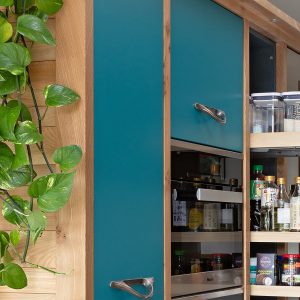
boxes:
[261,188,277,207]
[203,204,220,230]
[188,208,203,230]
[221,209,233,224]
[172,200,187,227]
[250,180,265,200]
[277,207,290,224]
[290,198,300,230]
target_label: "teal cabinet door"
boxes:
[94,0,164,299]
[171,0,243,152]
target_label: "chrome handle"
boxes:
[110,277,154,299]
[194,103,226,124]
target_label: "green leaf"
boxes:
[44,84,80,107]
[26,6,48,22]
[0,105,20,141]
[2,196,29,225]
[0,16,12,43]
[15,121,43,144]
[36,0,63,15]
[28,172,75,212]
[3,248,13,264]
[26,210,47,243]
[7,100,32,121]
[0,263,4,286]
[0,165,32,190]
[0,142,14,171]
[0,71,17,96]
[0,231,9,257]
[0,73,4,81]
[9,230,20,246]
[15,0,34,14]
[0,0,14,6]
[2,263,27,289]
[17,14,56,46]
[53,145,82,171]
[12,144,29,170]
[0,42,31,75]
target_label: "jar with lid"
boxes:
[203,203,221,231]
[188,202,203,232]
[280,254,300,286]
[211,254,232,271]
[282,92,300,132]
[250,93,284,133]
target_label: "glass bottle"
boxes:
[221,203,234,231]
[276,177,290,232]
[250,165,265,231]
[290,177,300,232]
[174,250,185,275]
[188,202,203,232]
[260,176,278,231]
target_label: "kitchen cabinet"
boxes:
[171,0,243,152]
[94,0,164,299]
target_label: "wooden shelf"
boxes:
[250,132,300,149]
[251,231,300,243]
[172,231,242,243]
[251,285,300,297]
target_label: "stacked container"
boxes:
[282,92,300,132]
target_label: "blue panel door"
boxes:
[171,0,243,152]
[94,1,164,299]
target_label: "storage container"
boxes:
[282,92,300,132]
[250,93,284,133]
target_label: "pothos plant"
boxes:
[0,0,82,290]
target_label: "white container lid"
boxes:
[251,92,281,98]
[250,257,257,266]
[282,91,300,102]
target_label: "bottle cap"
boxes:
[253,165,263,172]
[277,177,286,185]
[295,177,300,184]
[265,176,275,182]
[175,250,185,256]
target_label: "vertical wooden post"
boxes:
[55,0,93,299]
[164,0,171,299]
[243,20,251,300]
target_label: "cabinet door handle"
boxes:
[110,277,154,299]
[194,103,226,124]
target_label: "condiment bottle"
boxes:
[174,250,185,275]
[188,202,203,232]
[275,178,290,232]
[260,176,277,231]
[221,203,234,231]
[250,165,265,231]
[290,177,300,232]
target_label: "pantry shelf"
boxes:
[251,231,300,243]
[250,132,300,149]
[172,232,242,243]
[251,285,300,297]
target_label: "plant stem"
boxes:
[25,261,66,275]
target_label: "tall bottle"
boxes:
[275,178,290,232]
[250,165,265,231]
[260,176,278,231]
[290,177,300,232]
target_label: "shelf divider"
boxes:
[251,285,300,297]
[251,231,300,243]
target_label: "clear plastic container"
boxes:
[250,93,284,133]
[282,92,300,132]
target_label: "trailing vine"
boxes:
[0,0,82,289]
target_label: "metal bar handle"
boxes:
[194,103,226,124]
[110,277,154,299]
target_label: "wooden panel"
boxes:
[0,294,55,300]
[164,0,171,299]
[251,231,300,243]
[214,0,300,53]
[250,132,300,148]
[243,20,251,300]
[251,285,300,297]
[0,268,56,294]
[29,107,57,127]
[56,0,92,299]
[17,231,56,269]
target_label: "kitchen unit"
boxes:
[94,1,300,300]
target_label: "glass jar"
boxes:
[188,202,203,232]
[282,92,300,132]
[250,93,284,133]
[211,254,232,270]
[191,258,201,273]
[203,203,221,231]
[221,203,234,231]
[280,254,300,286]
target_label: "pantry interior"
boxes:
[169,1,300,299]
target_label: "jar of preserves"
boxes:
[280,254,300,286]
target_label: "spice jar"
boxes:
[280,254,300,286]
[191,259,201,273]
